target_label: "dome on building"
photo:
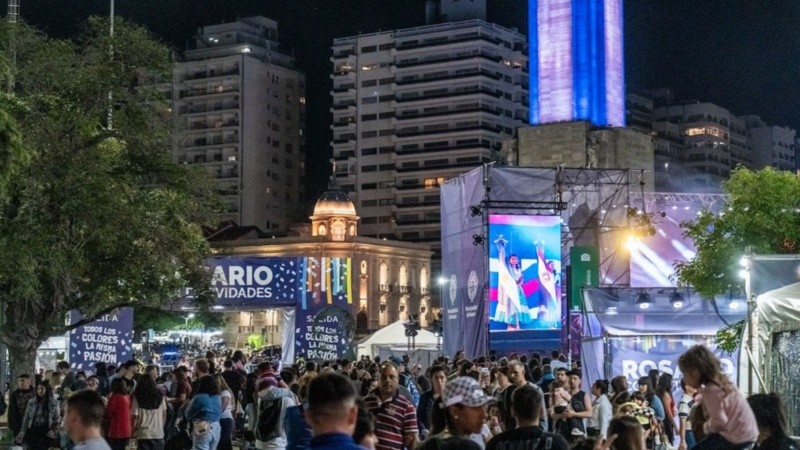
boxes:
[312,187,357,218]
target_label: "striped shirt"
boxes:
[364,390,418,450]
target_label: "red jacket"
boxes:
[105,393,132,439]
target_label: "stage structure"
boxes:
[440,166,632,357]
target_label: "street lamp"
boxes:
[184,313,195,327]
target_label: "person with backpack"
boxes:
[255,370,296,450]
[487,384,569,450]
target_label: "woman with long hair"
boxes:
[106,377,133,450]
[493,235,530,328]
[16,381,60,450]
[419,377,487,450]
[637,376,665,423]
[655,373,676,444]
[214,373,235,450]
[588,379,613,439]
[677,345,757,450]
[184,374,222,450]
[747,393,795,450]
[609,376,629,414]
[132,372,167,450]
[606,415,646,450]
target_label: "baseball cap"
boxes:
[442,376,495,408]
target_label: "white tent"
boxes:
[357,320,440,359]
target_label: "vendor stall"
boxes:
[581,287,746,392]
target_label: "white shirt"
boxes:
[220,389,234,420]
[588,394,613,439]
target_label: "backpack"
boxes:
[256,397,282,442]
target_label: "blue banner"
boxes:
[210,257,303,308]
[293,256,357,360]
[609,336,739,399]
[69,307,134,371]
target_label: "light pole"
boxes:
[436,276,447,350]
[184,313,195,328]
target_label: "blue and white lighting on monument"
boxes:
[528,0,625,127]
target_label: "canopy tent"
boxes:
[357,320,440,359]
[580,287,746,392]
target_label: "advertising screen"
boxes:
[488,214,562,331]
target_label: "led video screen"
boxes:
[488,214,562,331]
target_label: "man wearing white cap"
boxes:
[417,376,491,450]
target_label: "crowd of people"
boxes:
[1,345,796,450]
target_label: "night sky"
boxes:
[20,0,800,205]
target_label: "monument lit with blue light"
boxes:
[528,0,625,127]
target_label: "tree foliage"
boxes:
[675,167,800,351]
[0,18,219,375]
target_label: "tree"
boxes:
[675,167,800,350]
[0,18,219,379]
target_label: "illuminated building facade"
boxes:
[211,184,433,349]
[528,0,625,127]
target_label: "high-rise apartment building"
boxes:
[173,17,306,232]
[528,0,625,126]
[653,99,752,191]
[330,20,528,254]
[741,115,797,172]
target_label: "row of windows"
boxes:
[362,95,395,104]
[360,43,395,53]
[360,216,394,224]
[360,112,395,121]
[361,78,395,87]
[361,164,395,172]
[360,146,395,155]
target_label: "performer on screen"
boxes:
[493,235,531,329]
[535,239,560,327]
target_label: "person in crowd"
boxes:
[57,361,76,397]
[122,360,140,392]
[492,367,512,427]
[354,400,379,450]
[94,362,110,396]
[8,374,36,440]
[17,381,61,450]
[86,376,102,393]
[214,374,235,450]
[552,370,592,442]
[65,389,112,450]
[184,374,222,450]
[304,372,363,450]
[221,359,245,413]
[637,376,665,423]
[487,384,569,450]
[609,376,629,412]
[206,351,218,374]
[363,362,418,450]
[417,377,486,450]
[417,364,447,440]
[105,378,133,450]
[504,360,548,432]
[192,359,211,393]
[144,364,159,381]
[284,384,313,450]
[747,393,797,450]
[677,378,697,450]
[131,372,167,450]
[656,373,676,444]
[255,363,296,450]
[677,345,758,450]
[588,379,612,439]
[605,415,646,450]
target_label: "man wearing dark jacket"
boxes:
[8,374,36,438]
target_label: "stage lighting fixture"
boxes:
[470,205,483,217]
[669,291,684,309]
[635,291,651,309]
[472,234,485,246]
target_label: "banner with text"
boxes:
[609,336,739,398]
[294,257,357,360]
[69,308,134,371]
[209,256,304,308]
